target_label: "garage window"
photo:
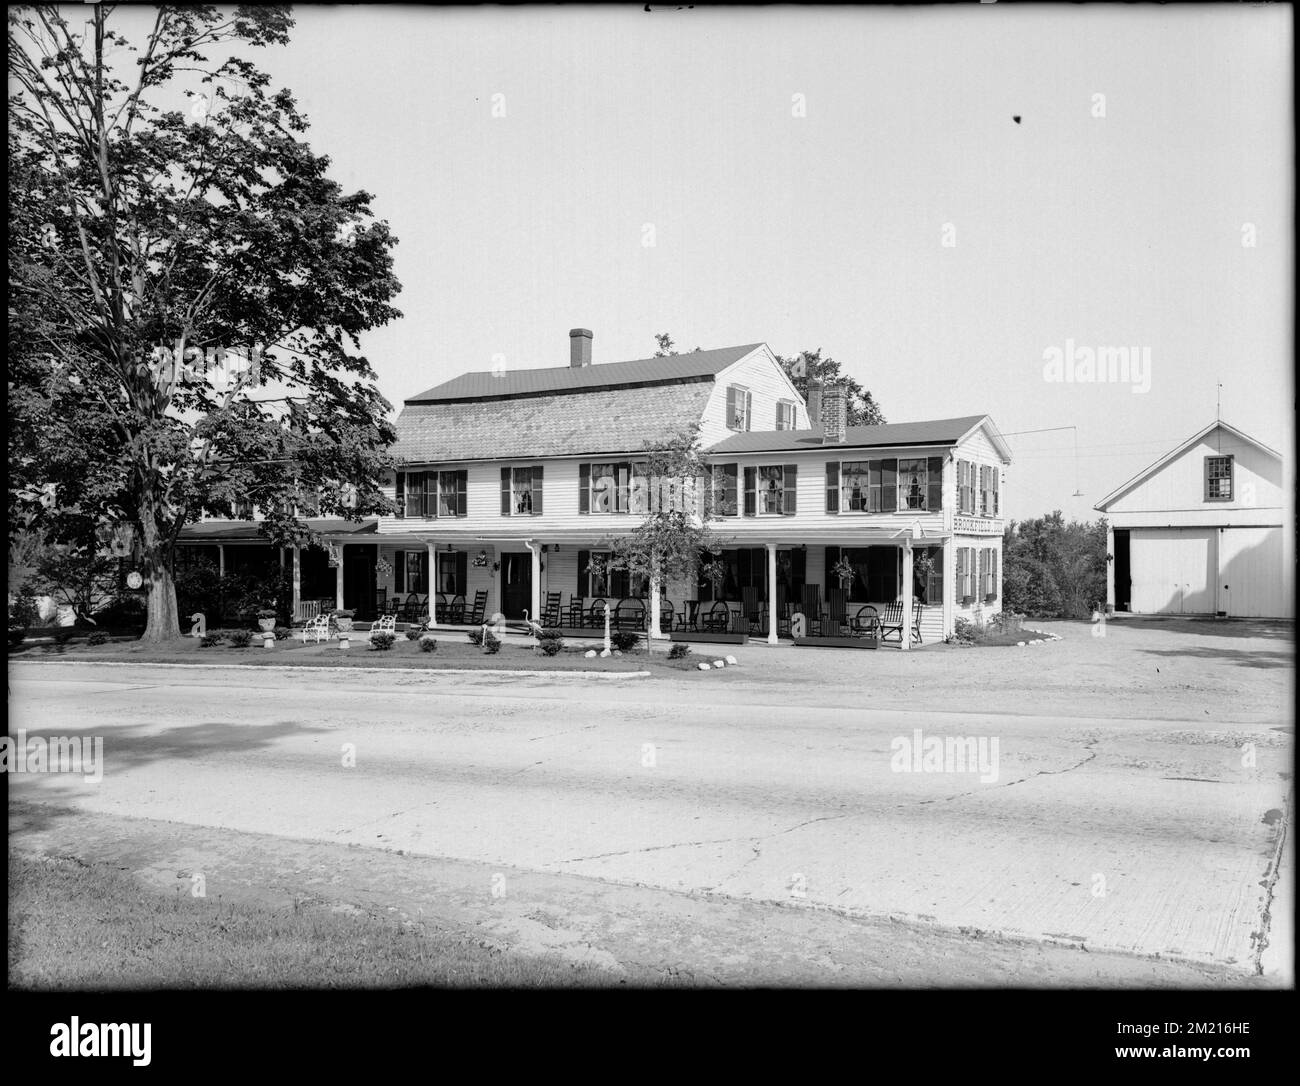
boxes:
[1205,455,1234,501]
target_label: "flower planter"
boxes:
[334,618,353,633]
[257,617,276,632]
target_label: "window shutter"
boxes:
[404,472,421,518]
[743,466,757,516]
[791,548,806,590]
[929,547,944,606]
[775,402,782,429]
[425,472,437,519]
[825,546,840,588]
[882,459,898,512]
[991,468,1000,516]
[395,550,405,593]
[927,456,943,511]
[725,387,738,430]
[455,471,467,517]
[783,464,797,515]
[501,466,511,515]
[990,548,998,597]
[577,550,590,597]
[744,391,753,431]
[825,462,839,513]
[579,463,590,514]
[531,465,543,515]
[455,551,467,595]
[395,473,405,518]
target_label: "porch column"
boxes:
[335,544,345,611]
[766,543,778,644]
[291,546,301,620]
[900,537,914,652]
[1105,524,1115,613]
[525,540,542,625]
[649,572,663,640]
[426,540,437,625]
[218,543,225,579]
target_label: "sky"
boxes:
[109,4,1292,522]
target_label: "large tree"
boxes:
[8,5,401,640]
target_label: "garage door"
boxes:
[1216,526,1291,618]
[1129,528,1216,614]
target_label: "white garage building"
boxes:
[1095,421,1293,619]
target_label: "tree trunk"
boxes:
[140,511,181,641]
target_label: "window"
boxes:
[577,550,641,598]
[234,498,254,519]
[500,465,543,515]
[836,459,896,512]
[395,550,428,595]
[726,385,752,431]
[981,547,998,599]
[979,466,1000,516]
[437,471,467,517]
[710,464,739,516]
[957,460,979,514]
[436,551,467,595]
[776,400,797,430]
[898,458,928,511]
[582,461,649,514]
[743,464,797,516]
[956,547,974,601]
[1205,455,1234,501]
[759,466,784,514]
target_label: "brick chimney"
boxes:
[822,383,847,444]
[806,381,823,430]
[569,328,593,368]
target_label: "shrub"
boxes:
[226,630,253,648]
[467,629,483,646]
[406,626,423,640]
[87,631,110,646]
[369,631,396,651]
[668,642,691,659]
[483,631,501,654]
[53,629,74,644]
[611,630,640,652]
[8,626,25,647]
[200,633,225,648]
[537,636,563,657]
[419,635,438,653]
[256,608,278,620]
[9,594,39,629]
[945,617,976,646]
[274,626,291,640]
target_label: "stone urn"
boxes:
[257,617,276,632]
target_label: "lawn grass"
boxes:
[8,853,618,989]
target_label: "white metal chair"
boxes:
[300,614,331,643]
[365,613,397,643]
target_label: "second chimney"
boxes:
[822,383,847,444]
[569,328,593,368]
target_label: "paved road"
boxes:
[7,661,1292,979]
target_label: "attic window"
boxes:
[1205,455,1233,501]
[726,385,752,431]
[776,400,797,430]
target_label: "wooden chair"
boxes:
[878,602,904,644]
[851,605,880,638]
[586,598,607,628]
[566,595,585,628]
[659,599,676,632]
[826,588,850,636]
[800,584,823,636]
[682,600,700,631]
[399,592,422,622]
[541,591,563,629]
[910,601,924,644]
[615,597,645,631]
[434,592,449,623]
[705,599,731,632]
[741,586,761,634]
[466,589,487,626]
[447,594,466,623]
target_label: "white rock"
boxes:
[613,649,622,656]
[697,662,711,671]
[600,649,611,658]
[712,660,725,669]
[584,649,597,658]
[1017,641,1026,647]
[724,655,738,666]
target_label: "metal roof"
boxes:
[706,416,991,455]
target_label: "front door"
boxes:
[343,544,377,620]
[500,552,532,619]
[1113,529,1131,611]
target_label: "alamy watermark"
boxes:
[1042,340,1151,394]
[890,728,999,783]
[2,730,103,783]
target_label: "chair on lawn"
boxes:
[300,614,331,643]
[366,613,398,643]
[465,589,488,626]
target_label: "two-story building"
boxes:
[356,330,1011,645]
[178,330,1012,644]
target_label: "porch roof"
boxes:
[179,518,378,543]
[706,415,989,455]
[376,526,949,548]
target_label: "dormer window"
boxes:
[1205,455,1233,501]
[726,385,752,431]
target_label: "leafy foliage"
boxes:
[776,348,886,427]
[1002,513,1107,619]
[667,642,691,659]
[226,630,253,648]
[9,6,401,641]
[610,630,640,652]
[87,631,109,646]
[368,630,396,650]
[418,634,437,652]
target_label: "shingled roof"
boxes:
[394,382,716,463]
[405,343,762,404]
[707,416,992,455]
